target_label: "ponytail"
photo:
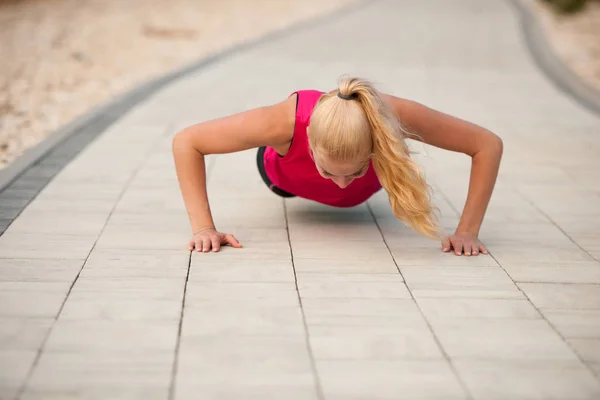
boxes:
[338,77,440,239]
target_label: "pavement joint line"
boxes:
[168,250,192,400]
[441,188,600,382]
[283,198,325,400]
[366,201,475,400]
[511,185,600,264]
[12,123,174,400]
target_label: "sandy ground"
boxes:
[0,0,354,169]
[528,0,600,91]
[0,0,598,170]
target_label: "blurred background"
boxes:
[0,0,598,169]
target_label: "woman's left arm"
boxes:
[382,94,503,256]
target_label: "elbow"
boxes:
[491,134,503,158]
[172,128,199,156]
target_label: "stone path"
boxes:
[1,0,600,399]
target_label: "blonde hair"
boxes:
[308,76,440,239]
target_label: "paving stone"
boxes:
[0,318,53,350]
[21,386,169,400]
[23,351,172,399]
[288,222,382,242]
[0,350,38,400]
[181,303,305,336]
[298,278,411,299]
[113,187,187,213]
[0,282,70,318]
[518,283,600,310]
[174,385,319,400]
[0,233,95,260]
[0,258,82,282]
[316,360,467,400]
[292,257,400,274]
[302,299,439,359]
[401,266,523,299]
[68,277,184,301]
[503,261,600,284]
[94,224,189,251]
[185,282,299,305]
[291,240,392,260]
[60,294,182,321]
[454,360,600,400]
[541,310,600,338]
[416,298,541,319]
[189,259,295,282]
[491,245,596,264]
[0,206,23,220]
[567,338,600,364]
[44,320,178,352]
[79,250,189,279]
[176,334,314,388]
[430,319,579,361]
[7,210,109,236]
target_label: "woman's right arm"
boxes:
[171,95,296,251]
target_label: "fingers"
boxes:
[479,243,488,254]
[453,241,464,256]
[211,237,221,252]
[471,243,479,256]
[189,232,243,253]
[442,237,451,252]
[224,234,243,248]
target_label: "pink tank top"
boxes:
[262,90,382,208]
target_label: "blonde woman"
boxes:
[172,77,503,256]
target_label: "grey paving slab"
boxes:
[23,351,173,400]
[316,360,467,400]
[59,294,182,321]
[189,258,295,282]
[568,338,600,365]
[429,319,580,361]
[78,250,189,280]
[519,283,600,310]
[181,303,305,336]
[185,281,299,305]
[174,385,319,400]
[7,210,109,236]
[542,309,600,339]
[0,233,96,260]
[454,360,600,400]
[0,318,53,350]
[401,266,523,299]
[0,282,70,318]
[417,298,541,319]
[292,257,400,274]
[298,277,411,299]
[0,258,82,282]
[0,351,38,400]
[44,320,179,352]
[502,261,600,284]
[303,299,441,360]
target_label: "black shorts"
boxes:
[256,146,296,198]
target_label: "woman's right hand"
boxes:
[188,228,242,253]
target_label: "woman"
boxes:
[172,76,503,256]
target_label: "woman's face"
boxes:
[314,154,369,189]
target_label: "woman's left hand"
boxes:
[442,232,488,256]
